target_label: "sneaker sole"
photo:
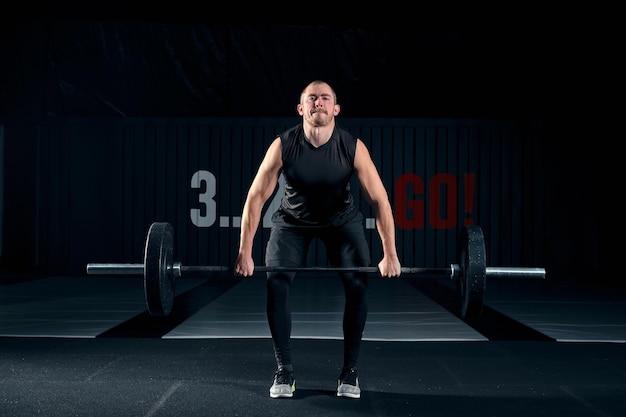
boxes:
[337,383,361,399]
[337,392,360,399]
[269,382,295,398]
[270,392,294,398]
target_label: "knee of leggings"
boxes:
[266,272,293,294]
[341,272,368,293]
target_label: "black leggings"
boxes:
[266,270,368,370]
[264,209,371,370]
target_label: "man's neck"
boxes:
[303,121,335,148]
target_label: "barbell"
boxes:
[86,222,546,319]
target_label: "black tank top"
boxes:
[278,124,357,224]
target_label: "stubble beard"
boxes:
[308,110,330,127]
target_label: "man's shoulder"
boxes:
[279,124,302,141]
[334,125,357,144]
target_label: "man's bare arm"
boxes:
[353,139,401,277]
[234,138,283,276]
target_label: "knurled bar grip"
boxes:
[85,264,452,275]
[85,263,546,279]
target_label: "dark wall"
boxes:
[1,23,585,120]
[0,21,617,284]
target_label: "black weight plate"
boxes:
[144,222,175,316]
[457,225,486,318]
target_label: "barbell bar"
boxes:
[86,222,546,319]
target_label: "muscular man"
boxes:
[234,80,401,399]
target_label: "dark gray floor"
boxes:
[2,275,625,342]
[1,275,626,416]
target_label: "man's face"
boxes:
[297,83,340,127]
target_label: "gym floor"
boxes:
[1,274,625,417]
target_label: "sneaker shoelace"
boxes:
[273,367,294,385]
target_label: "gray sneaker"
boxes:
[337,367,360,399]
[269,367,296,398]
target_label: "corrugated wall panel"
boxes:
[2,117,547,276]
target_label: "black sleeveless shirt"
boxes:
[278,124,357,225]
